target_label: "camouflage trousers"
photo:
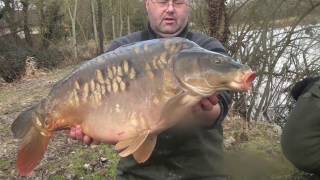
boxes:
[117,175,229,180]
[116,170,229,180]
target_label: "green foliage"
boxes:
[0,36,66,82]
[0,37,30,82]
[44,1,66,41]
[32,47,65,69]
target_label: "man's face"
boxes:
[145,0,190,37]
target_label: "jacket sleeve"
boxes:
[281,80,320,175]
[214,91,232,127]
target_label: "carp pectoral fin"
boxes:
[161,92,184,115]
[115,130,150,157]
[160,93,200,128]
[133,135,157,163]
[114,137,134,151]
[17,126,51,176]
[160,92,190,121]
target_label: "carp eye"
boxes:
[215,59,222,64]
[211,57,223,65]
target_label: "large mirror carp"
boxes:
[11,37,256,176]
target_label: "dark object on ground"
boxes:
[291,76,320,100]
[282,78,320,175]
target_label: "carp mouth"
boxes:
[244,71,256,89]
[229,71,256,91]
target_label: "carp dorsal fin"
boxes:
[115,130,150,157]
[133,135,157,163]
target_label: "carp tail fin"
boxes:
[17,125,52,176]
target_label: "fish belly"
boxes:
[80,77,166,144]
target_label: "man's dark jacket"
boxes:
[106,25,232,180]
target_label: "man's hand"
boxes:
[69,125,99,145]
[193,94,221,127]
[199,95,219,111]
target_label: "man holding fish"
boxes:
[11,0,255,179]
[71,0,234,179]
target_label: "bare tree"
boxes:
[206,0,230,45]
[36,0,46,48]
[21,0,33,47]
[127,16,131,34]
[0,6,4,20]
[228,0,320,126]
[2,0,19,42]
[110,0,116,39]
[68,0,79,58]
[91,0,99,52]
[119,0,124,37]
[126,0,131,34]
[97,0,104,54]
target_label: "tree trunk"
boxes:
[246,26,269,122]
[91,0,99,53]
[206,0,230,46]
[38,0,47,48]
[253,76,272,121]
[127,16,131,34]
[112,15,116,39]
[68,0,78,58]
[0,8,4,20]
[126,0,131,34]
[97,0,104,54]
[3,0,19,43]
[21,0,33,47]
[119,0,123,37]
